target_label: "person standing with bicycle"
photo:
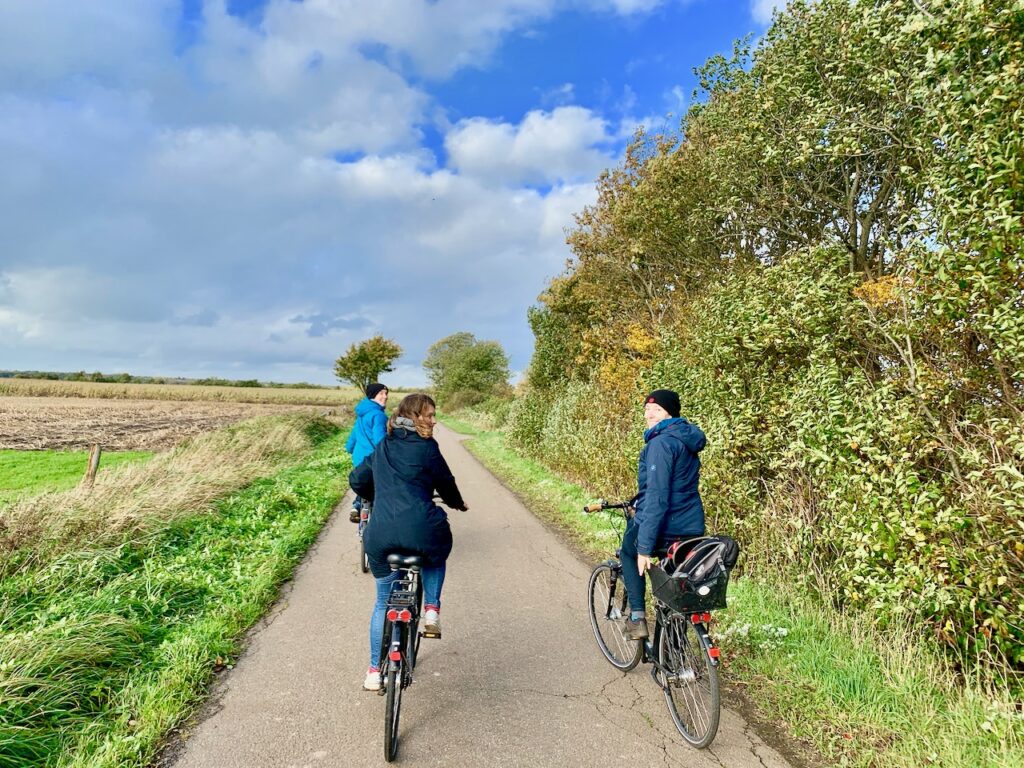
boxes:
[621,389,706,640]
[348,393,468,691]
[345,383,389,522]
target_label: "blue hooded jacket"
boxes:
[634,417,707,556]
[345,398,387,467]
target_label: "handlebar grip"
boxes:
[583,502,604,514]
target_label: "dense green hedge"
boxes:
[510,0,1024,673]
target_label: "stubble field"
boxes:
[0,396,333,451]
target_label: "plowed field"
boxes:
[0,397,328,451]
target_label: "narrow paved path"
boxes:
[170,425,792,768]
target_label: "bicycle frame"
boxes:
[377,565,422,693]
[599,558,719,678]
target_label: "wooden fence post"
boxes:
[82,444,102,486]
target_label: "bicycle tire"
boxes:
[359,534,369,573]
[407,616,421,670]
[383,665,402,762]
[588,562,642,671]
[657,614,719,748]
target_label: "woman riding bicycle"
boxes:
[621,389,707,640]
[348,393,468,690]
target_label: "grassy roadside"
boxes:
[0,450,152,506]
[0,416,350,767]
[442,417,1024,768]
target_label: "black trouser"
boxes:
[620,518,697,613]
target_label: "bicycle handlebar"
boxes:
[582,499,632,514]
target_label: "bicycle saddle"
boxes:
[387,553,423,568]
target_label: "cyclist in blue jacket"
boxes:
[621,389,706,640]
[345,383,389,522]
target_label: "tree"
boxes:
[423,332,511,406]
[334,335,402,392]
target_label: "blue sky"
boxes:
[0,0,781,385]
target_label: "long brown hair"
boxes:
[387,393,436,439]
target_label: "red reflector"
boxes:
[389,650,401,662]
[386,610,398,621]
[702,612,712,623]
[708,647,720,658]
[398,609,412,622]
[691,613,701,624]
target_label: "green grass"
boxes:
[0,425,349,768]
[0,450,152,505]
[441,416,1024,768]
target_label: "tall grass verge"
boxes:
[0,416,349,767]
[442,418,1024,768]
[0,415,327,576]
[0,451,152,506]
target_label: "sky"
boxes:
[0,0,782,386]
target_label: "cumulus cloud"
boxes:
[445,107,615,186]
[0,0,671,384]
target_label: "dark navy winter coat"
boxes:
[345,398,387,467]
[634,417,707,556]
[349,426,466,578]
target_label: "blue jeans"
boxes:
[369,565,446,668]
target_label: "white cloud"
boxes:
[751,0,785,24]
[445,107,615,186]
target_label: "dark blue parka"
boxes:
[349,425,465,578]
[634,417,707,556]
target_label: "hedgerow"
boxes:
[510,0,1024,674]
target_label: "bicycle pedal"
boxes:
[421,630,441,639]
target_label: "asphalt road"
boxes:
[169,425,793,768]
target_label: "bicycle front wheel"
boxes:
[657,614,719,748]
[587,562,642,671]
[384,666,402,762]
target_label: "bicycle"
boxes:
[376,552,438,762]
[357,500,372,574]
[584,499,723,749]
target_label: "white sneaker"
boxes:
[423,608,441,636]
[363,668,381,691]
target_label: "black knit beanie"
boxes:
[366,383,388,399]
[645,389,680,418]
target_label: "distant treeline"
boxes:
[0,370,333,390]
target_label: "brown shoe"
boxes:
[349,507,360,523]
[624,616,649,640]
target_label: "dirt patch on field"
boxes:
[0,396,340,451]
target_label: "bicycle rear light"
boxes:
[386,608,412,622]
[389,650,402,662]
[690,612,712,624]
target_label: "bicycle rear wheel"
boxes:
[383,666,402,762]
[359,533,369,573]
[657,614,719,748]
[588,562,642,671]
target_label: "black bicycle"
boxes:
[376,553,428,762]
[357,500,372,573]
[584,500,723,749]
